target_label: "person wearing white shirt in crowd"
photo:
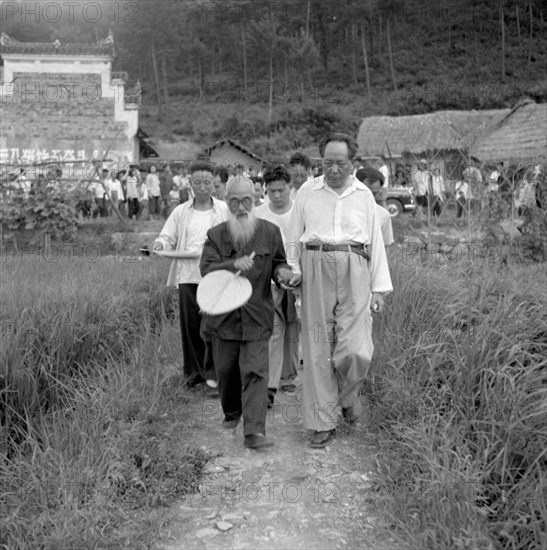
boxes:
[288,151,313,199]
[428,162,446,217]
[172,170,182,188]
[89,169,108,218]
[378,158,390,189]
[104,169,124,216]
[251,177,265,207]
[411,159,430,217]
[286,132,392,448]
[255,164,300,409]
[138,178,149,221]
[145,165,162,220]
[153,161,229,390]
[355,168,394,247]
[121,164,141,221]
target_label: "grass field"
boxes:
[0,255,210,549]
[1,240,545,549]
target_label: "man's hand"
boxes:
[152,242,163,251]
[234,254,254,272]
[277,268,301,289]
[370,292,385,314]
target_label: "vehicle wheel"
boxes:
[386,199,403,217]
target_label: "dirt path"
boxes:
[155,374,401,550]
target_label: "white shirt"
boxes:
[154,198,229,286]
[411,169,429,196]
[379,164,390,188]
[287,175,392,293]
[376,204,394,246]
[146,173,161,197]
[125,175,139,199]
[105,177,124,199]
[90,179,106,198]
[255,202,294,244]
[430,174,445,199]
[177,209,217,283]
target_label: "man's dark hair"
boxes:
[262,164,291,185]
[250,176,264,184]
[189,160,216,175]
[318,132,358,160]
[356,167,384,185]
[218,167,229,183]
[289,152,311,170]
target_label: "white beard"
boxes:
[227,210,258,249]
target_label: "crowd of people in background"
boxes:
[2,152,544,233]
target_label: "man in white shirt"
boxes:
[153,161,229,390]
[145,165,162,220]
[411,159,430,217]
[104,169,124,216]
[378,158,390,189]
[255,165,299,408]
[287,132,393,448]
[355,168,395,247]
[121,165,141,221]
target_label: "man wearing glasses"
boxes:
[200,175,300,449]
[287,132,393,448]
[153,161,229,392]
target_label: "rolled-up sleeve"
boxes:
[366,196,393,293]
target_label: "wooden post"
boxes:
[268,51,274,126]
[387,18,397,92]
[161,55,170,116]
[44,231,51,258]
[241,26,248,91]
[516,5,522,49]
[351,25,358,86]
[500,6,506,82]
[151,43,163,120]
[361,25,372,103]
[527,0,533,70]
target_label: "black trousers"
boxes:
[211,336,269,437]
[178,284,216,384]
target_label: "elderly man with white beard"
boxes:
[200,175,300,449]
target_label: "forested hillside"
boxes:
[2,0,546,156]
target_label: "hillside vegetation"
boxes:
[3,0,547,157]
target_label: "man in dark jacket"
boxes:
[200,175,300,449]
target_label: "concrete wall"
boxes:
[0,54,138,169]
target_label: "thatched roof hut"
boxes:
[357,109,510,158]
[470,100,547,163]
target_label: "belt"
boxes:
[305,243,370,260]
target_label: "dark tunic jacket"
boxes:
[200,219,289,341]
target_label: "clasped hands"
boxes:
[234,255,301,289]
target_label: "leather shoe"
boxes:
[342,406,358,424]
[222,416,240,429]
[310,429,335,448]
[244,433,274,449]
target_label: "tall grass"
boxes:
[366,250,547,549]
[0,255,207,549]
